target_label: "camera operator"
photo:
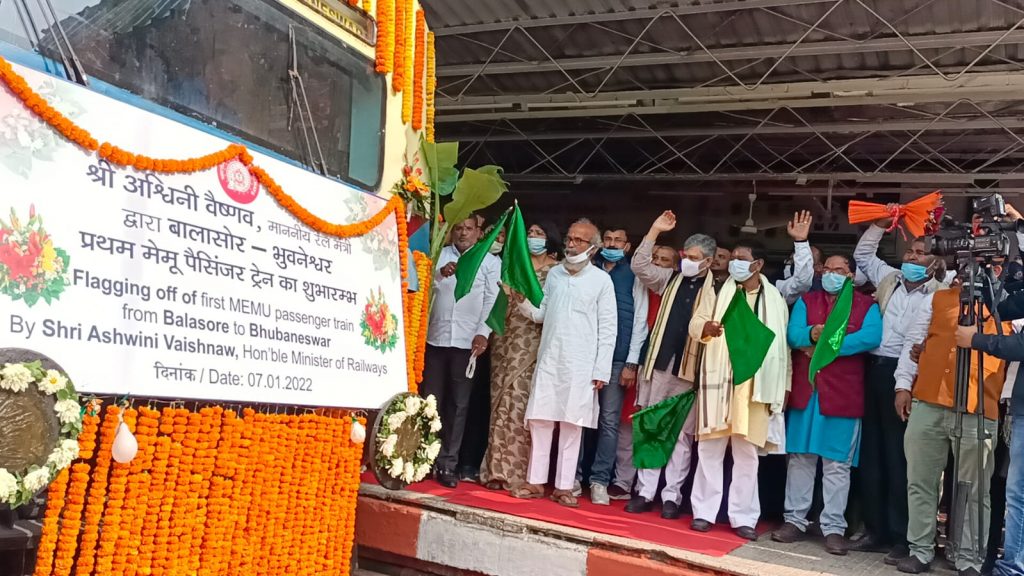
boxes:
[851,208,951,561]
[895,263,1011,575]
[958,278,1024,576]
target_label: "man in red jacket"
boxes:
[772,254,883,555]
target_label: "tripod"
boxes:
[948,257,1002,566]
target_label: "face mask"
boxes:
[565,246,593,265]
[901,262,930,283]
[783,264,793,280]
[680,258,702,278]
[729,259,755,282]
[821,272,848,294]
[527,237,547,255]
[600,248,625,262]
[489,241,503,255]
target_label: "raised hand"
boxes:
[787,210,812,242]
[651,211,677,234]
[875,203,900,228]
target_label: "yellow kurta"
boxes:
[691,285,771,447]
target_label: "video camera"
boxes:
[930,193,1017,260]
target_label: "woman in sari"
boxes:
[480,221,562,492]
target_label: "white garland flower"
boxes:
[0,363,33,393]
[37,370,67,395]
[54,399,81,425]
[387,410,408,430]
[429,417,442,434]
[59,439,79,463]
[425,440,442,461]
[403,395,423,415]
[0,469,17,504]
[46,446,73,470]
[22,467,51,493]
[423,395,438,419]
[414,462,431,482]
[380,434,398,458]
[402,461,416,483]
[388,457,405,478]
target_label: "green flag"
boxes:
[456,204,545,335]
[809,278,854,384]
[454,210,509,302]
[632,390,696,469]
[722,289,776,384]
[503,204,544,308]
[485,290,509,334]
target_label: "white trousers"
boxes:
[690,434,761,528]
[527,419,583,491]
[613,420,636,491]
[635,368,696,504]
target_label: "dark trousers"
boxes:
[860,356,909,546]
[988,405,1010,565]
[421,345,475,473]
[458,350,491,476]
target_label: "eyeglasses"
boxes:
[565,236,591,247]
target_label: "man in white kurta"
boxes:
[511,220,618,507]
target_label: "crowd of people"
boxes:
[422,204,1024,576]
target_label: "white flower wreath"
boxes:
[375,393,442,484]
[0,361,83,508]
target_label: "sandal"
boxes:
[511,484,545,500]
[550,489,579,508]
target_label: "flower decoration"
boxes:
[374,0,394,74]
[412,10,426,130]
[0,360,82,508]
[426,31,436,142]
[374,392,441,486]
[360,287,400,353]
[0,205,69,307]
[393,164,431,217]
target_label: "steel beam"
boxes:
[449,116,1024,142]
[431,0,831,37]
[437,29,1024,77]
[503,172,1024,183]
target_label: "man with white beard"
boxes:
[510,219,618,508]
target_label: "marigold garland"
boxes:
[363,0,372,12]
[412,10,427,130]
[413,251,432,383]
[31,404,364,576]
[393,0,407,93]
[31,468,68,576]
[426,31,437,142]
[401,0,414,123]
[374,0,394,74]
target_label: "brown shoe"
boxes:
[825,534,849,556]
[771,522,805,544]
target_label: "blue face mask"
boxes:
[601,248,625,262]
[527,237,547,255]
[821,272,848,294]
[901,262,930,283]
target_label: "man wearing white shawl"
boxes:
[688,242,791,541]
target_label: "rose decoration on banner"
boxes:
[0,205,69,307]
[0,359,84,508]
[361,287,399,353]
[371,392,441,489]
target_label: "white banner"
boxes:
[0,63,407,408]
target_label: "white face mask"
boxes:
[729,259,755,282]
[679,258,702,278]
[565,245,594,265]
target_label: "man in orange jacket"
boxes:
[895,275,1009,576]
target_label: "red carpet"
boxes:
[361,473,761,557]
